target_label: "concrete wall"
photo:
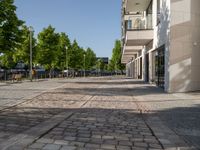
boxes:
[169,0,200,92]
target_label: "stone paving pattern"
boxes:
[0,77,199,150]
[131,82,200,149]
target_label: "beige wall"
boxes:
[169,0,200,92]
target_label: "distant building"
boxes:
[96,57,109,64]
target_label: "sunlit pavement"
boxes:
[0,77,198,150]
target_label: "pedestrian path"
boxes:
[0,77,197,150]
[0,79,70,111]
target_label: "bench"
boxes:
[12,74,22,82]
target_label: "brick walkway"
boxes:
[0,77,196,150]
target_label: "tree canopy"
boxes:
[37,25,60,70]
[0,0,24,54]
[109,40,125,72]
[0,1,109,72]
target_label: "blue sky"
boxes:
[14,0,121,58]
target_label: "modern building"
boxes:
[121,0,200,92]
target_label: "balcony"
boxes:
[121,46,143,63]
[122,13,153,44]
[124,0,152,13]
[121,0,153,64]
[126,29,153,46]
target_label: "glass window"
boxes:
[127,20,132,30]
[146,1,153,29]
[157,0,161,24]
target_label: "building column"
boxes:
[153,0,157,28]
[142,46,147,81]
[149,51,154,83]
[129,62,132,77]
[126,64,129,77]
[132,61,135,78]
[137,58,140,79]
[144,11,147,29]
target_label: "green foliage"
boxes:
[68,40,84,70]
[0,1,99,71]
[37,25,60,70]
[108,59,115,71]
[0,0,24,54]
[85,48,96,70]
[96,59,105,71]
[56,32,71,70]
[13,25,37,65]
[0,52,16,69]
[109,40,125,72]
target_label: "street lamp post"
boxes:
[84,54,86,78]
[98,59,100,76]
[29,26,33,82]
[65,46,68,78]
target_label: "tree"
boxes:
[108,59,115,71]
[96,59,105,71]
[109,40,125,73]
[13,25,37,66]
[56,32,71,70]
[37,25,60,70]
[0,52,15,69]
[68,40,84,70]
[85,48,96,70]
[0,0,24,54]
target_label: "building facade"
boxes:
[121,0,200,92]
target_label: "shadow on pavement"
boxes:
[0,105,199,149]
[0,78,199,149]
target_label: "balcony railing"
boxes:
[125,14,153,31]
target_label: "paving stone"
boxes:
[29,142,46,149]
[37,138,54,144]
[85,143,100,149]
[64,136,76,141]
[101,144,116,150]
[118,140,133,146]
[102,135,114,140]
[77,137,90,142]
[134,142,148,147]
[42,144,61,150]
[116,145,131,150]
[103,139,118,145]
[69,141,85,147]
[60,145,76,150]
[54,140,69,145]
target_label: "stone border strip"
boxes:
[0,94,95,150]
[0,111,73,150]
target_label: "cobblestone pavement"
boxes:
[0,77,196,150]
[0,79,73,111]
[130,81,200,150]
[0,77,165,150]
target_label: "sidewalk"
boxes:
[0,79,69,111]
[129,80,200,150]
[0,77,198,150]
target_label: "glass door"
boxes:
[152,45,165,88]
[156,46,165,88]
